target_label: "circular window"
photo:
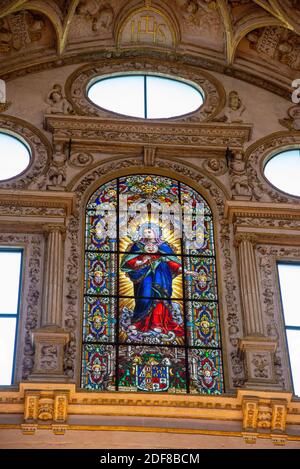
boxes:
[87,74,204,119]
[0,131,31,181]
[264,149,300,197]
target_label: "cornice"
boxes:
[0,190,76,216]
[0,383,298,445]
[225,201,300,223]
[45,115,252,150]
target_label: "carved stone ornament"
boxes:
[228,149,252,200]
[22,388,69,434]
[116,1,178,49]
[0,116,50,190]
[45,115,252,151]
[69,151,94,168]
[215,90,246,124]
[241,392,290,445]
[76,0,114,33]
[30,325,70,382]
[203,158,227,176]
[46,83,73,115]
[245,132,300,203]
[279,105,300,131]
[65,59,226,122]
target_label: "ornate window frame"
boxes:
[65,58,226,122]
[245,131,300,203]
[0,116,50,190]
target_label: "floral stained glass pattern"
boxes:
[82,175,224,394]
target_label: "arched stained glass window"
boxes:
[82,175,224,394]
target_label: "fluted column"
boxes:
[236,233,264,336]
[42,225,65,327]
[30,224,69,382]
[235,233,280,390]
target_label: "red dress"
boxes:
[124,255,184,336]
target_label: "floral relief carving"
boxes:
[250,352,271,379]
[40,345,59,371]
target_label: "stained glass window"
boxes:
[82,175,224,394]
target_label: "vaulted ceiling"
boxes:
[0,0,299,98]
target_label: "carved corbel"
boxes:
[22,389,69,435]
[241,394,289,446]
[143,146,156,166]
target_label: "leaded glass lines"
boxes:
[82,175,224,394]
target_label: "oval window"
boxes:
[264,149,300,197]
[87,75,204,119]
[0,131,31,181]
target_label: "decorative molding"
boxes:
[45,115,252,151]
[0,190,76,216]
[0,383,298,445]
[0,48,292,102]
[22,387,70,435]
[241,392,290,445]
[115,2,178,49]
[65,59,226,122]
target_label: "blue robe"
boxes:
[120,241,181,323]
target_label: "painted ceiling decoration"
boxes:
[0,0,299,97]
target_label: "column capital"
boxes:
[43,224,66,238]
[234,232,258,247]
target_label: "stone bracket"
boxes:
[23,389,70,435]
[240,391,290,446]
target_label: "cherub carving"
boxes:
[46,84,73,115]
[279,105,300,131]
[228,150,252,198]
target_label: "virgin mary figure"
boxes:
[120,223,184,337]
